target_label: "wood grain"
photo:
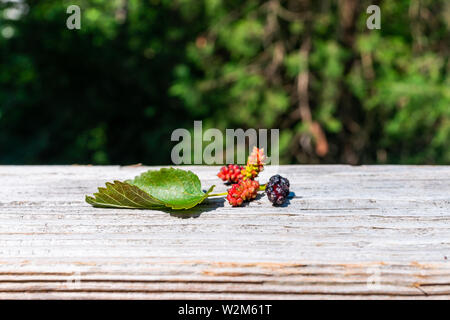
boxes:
[0,165,449,299]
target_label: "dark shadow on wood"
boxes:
[168,197,226,219]
[290,192,301,199]
[240,192,265,207]
[271,191,295,207]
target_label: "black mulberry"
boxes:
[265,175,290,206]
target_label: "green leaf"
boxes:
[86,168,215,210]
[86,180,165,209]
[128,168,215,209]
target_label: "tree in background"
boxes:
[171,0,450,164]
[0,0,449,165]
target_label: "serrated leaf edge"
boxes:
[86,177,215,210]
[86,180,164,209]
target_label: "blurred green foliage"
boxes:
[0,0,448,165]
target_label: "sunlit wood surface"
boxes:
[0,165,449,299]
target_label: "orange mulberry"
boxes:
[227,179,260,207]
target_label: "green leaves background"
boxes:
[1,1,448,166]
[86,168,215,210]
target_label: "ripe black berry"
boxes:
[265,175,290,206]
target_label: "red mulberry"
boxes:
[227,179,260,207]
[217,164,244,183]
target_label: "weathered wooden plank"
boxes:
[0,165,449,299]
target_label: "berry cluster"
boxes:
[265,175,290,206]
[217,147,290,207]
[227,179,260,207]
[217,147,265,206]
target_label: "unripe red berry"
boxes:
[227,179,260,207]
[217,164,244,183]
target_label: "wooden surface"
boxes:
[0,165,449,299]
